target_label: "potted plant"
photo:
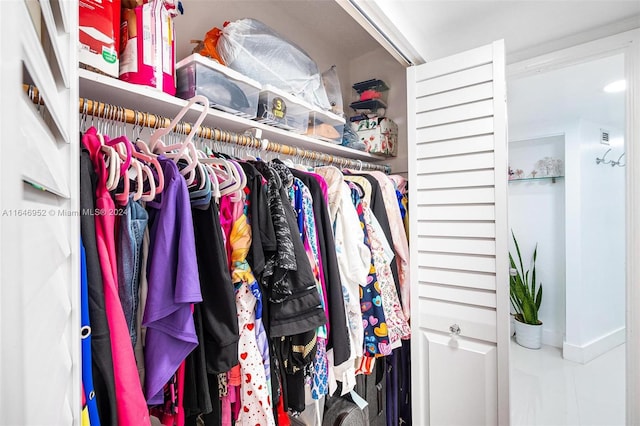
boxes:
[509,232,543,349]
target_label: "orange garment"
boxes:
[198,27,226,65]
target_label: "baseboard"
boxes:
[563,326,626,364]
[542,329,563,348]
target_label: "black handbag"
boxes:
[322,384,369,426]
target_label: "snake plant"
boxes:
[509,232,543,325]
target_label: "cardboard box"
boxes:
[79,0,121,77]
[352,117,398,156]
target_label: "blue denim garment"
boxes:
[117,197,149,347]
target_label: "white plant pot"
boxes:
[514,319,543,349]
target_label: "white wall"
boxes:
[348,47,408,175]
[563,119,626,363]
[508,118,626,360]
[508,135,566,347]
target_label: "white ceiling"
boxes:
[374,0,640,62]
[176,1,639,66]
[176,1,630,139]
[508,53,626,138]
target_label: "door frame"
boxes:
[507,28,640,424]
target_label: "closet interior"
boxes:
[68,1,413,425]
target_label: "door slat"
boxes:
[417,236,496,255]
[417,251,496,273]
[417,169,495,189]
[416,134,494,158]
[417,283,497,308]
[416,99,494,128]
[417,82,493,112]
[417,117,493,144]
[416,63,493,97]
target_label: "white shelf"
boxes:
[78,69,387,163]
[509,175,564,183]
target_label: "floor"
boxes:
[510,339,625,426]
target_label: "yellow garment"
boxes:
[81,406,90,426]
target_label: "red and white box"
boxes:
[79,0,121,78]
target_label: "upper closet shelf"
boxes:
[79,69,385,162]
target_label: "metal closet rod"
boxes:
[22,84,391,173]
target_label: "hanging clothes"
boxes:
[253,161,326,338]
[365,210,411,347]
[362,171,411,320]
[191,201,239,373]
[348,181,390,359]
[239,161,285,423]
[315,166,369,394]
[80,146,118,426]
[143,156,202,405]
[347,173,401,301]
[290,168,351,367]
[268,161,324,413]
[81,239,101,426]
[83,127,151,426]
[281,170,329,401]
[134,228,150,390]
[82,127,150,426]
[184,198,240,424]
[116,196,148,347]
[239,162,277,282]
[226,195,276,426]
[79,119,409,426]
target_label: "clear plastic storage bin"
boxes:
[256,85,311,133]
[307,107,346,144]
[176,54,261,119]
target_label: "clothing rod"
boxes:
[23,84,391,173]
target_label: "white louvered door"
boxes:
[0,1,80,424]
[407,41,510,425]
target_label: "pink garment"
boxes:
[226,365,241,423]
[160,361,185,426]
[364,171,411,320]
[388,175,408,194]
[219,195,235,270]
[83,127,151,426]
[221,390,232,426]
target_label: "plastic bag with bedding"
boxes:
[217,18,331,110]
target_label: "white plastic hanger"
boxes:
[196,151,221,202]
[148,96,209,185]
[97,133,121,192]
